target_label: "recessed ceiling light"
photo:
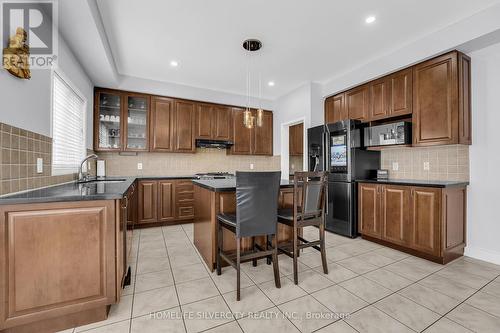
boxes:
[268,81,275,87]
[365,16,376,24]
[170,60,178,67]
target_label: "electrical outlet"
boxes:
[137,162,143,170]
[36,158,43,173]
[291,164,295,169]
[392,162,399,171]
[250,163,254,170]
[423,161,430,171]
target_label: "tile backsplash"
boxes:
[98,149,281,177]
[0,122,77,196]
[381,144,469,181]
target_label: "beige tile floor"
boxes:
[61,224,500,333]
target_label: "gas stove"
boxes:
[194,172,235,180]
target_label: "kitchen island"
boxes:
[192,179,298,271]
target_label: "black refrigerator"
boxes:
[308,120,380,238]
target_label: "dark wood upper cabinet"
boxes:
[370,78,391,120]
[325,93,347,124]
[173,100,196,153]
[158,180,175,222]
[252,110,273,156]
[289,123,303,156]
[150,96,174,152]
[346,85,370,121]
[231,108,253,155]
[324,51,471,146]
[458,53,472,145]
[413,52,458,146]
[381,185,411,246]
[413,51,471,146]
[410,187,441,256]
[358,183,381,238]
[213,106,232,141]
[94,89,150,152]
[195,104,232,141]
[390,68,413,117]
[138,180,158,224]
[195,103,213,140]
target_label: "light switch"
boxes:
[37,158,43,173]
[423,161,430,171]
[137,162,143,170]
[392,162,399,171]
[250,163,254,170]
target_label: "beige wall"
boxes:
[381,144,469,181]
[98,149,281,177]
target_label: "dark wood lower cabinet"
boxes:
[137,179,194,226]
[381,185,411,246]
[0,200,119,332]
[358,182,466,264]
[358,183,381,238]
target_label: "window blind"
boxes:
[52,72,86,175]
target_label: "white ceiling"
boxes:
[95,0,499,99]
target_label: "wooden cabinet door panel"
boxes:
[458,53,472,144]
[138,181,158,223]
[370,78,391,120]
[289,123,303,156]
[158,181,175,221]
[196,104,213,139]
[173,100,196,152]
[413,53,458,146]
[410,187,441,256]
[346,86,370,121]
[325,94,347,124]
[213,106,232,141]
[150,97,173,152]
[0,201,115,328]
[390,68,412,116]
[253,111,273,155]
[358,183,381,238]
[231,108,252,155]
[381,185,411,246]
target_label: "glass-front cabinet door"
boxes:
[95,91,122,151]
[124,94,149,151]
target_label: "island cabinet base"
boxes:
[194,185,298,271]
[0,200,121,333]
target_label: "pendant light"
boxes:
[242,39,264,129]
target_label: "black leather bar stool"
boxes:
[216,171,281,301]
[276,171,328,284]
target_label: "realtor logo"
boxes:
[1,0,58,69]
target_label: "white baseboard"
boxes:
[464,246,500,266]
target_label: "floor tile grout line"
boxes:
[418,272,500,332]
[178,224,248,332]
[363,257,498,333]
[160,227,189,333]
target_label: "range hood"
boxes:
[195,139,234,149]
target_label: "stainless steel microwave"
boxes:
[364,122,412,147]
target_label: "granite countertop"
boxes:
[0,175,197,205]
[356,178,469,188]
[192,179,294,192]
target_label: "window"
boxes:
[52,71,86,175]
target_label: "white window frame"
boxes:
[50,67,87,176]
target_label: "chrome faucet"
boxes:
[78,154,98,182]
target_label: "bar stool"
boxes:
[277,171,328,284]
[216,171,282,301]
